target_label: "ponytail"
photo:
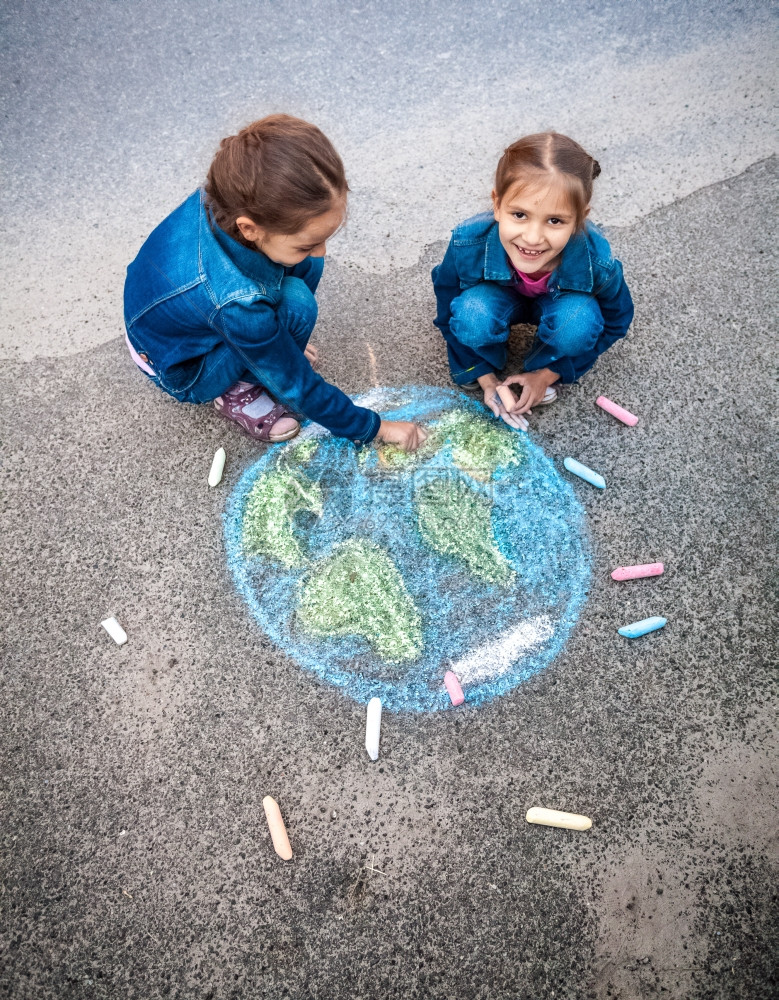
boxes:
[205,115,348,241]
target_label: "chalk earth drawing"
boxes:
[224,386,591,712]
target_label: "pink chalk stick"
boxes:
[444,670,465,706]
[611,562,665,581]
[596,396,638,426]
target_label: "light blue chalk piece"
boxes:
[563,457,606,489]
[618,616,667,638]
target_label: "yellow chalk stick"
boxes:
[262,795,293,860]
[526,807,592,831]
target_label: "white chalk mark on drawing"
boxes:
[452,616,554,685]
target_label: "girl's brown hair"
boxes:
[494,132,601,230]
[205,114,348,241]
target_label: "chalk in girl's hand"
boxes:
[563,457,606,489]
[101,617,128,646]
[262,795,293,860]
[493,392,528,432]
[526,807,592,831]
[611,562,664,581]
[444,670,465,706]
[365,697,382,761]
[618,616,667,638]
[208,447,226,487]
[496,385,517,411]
[596,395,638,426]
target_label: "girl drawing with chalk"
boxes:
[432,132,634,430]
[124,115,425,451]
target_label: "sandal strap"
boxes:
[216,397,296,441]
[233,384,266,407]
[254,402,295,441]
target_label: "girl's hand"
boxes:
[501,369,559,415]
[304,343,319,365]
[477,373,528,432]
[376,420,428,452]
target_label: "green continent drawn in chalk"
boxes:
[279,438,319,469]
[243,471,323,567]
[298,540,423,662]
[415,478,515,586]
[376,409,523,480]
[435,410,523,480]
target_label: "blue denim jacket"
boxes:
[124,191,381,443]
[432,212,634,382]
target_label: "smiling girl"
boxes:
[124,115,425,449]
[432,132,634,429]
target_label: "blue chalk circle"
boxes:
[224,386,592,713]
[563,457,606,489]
[618,616,667,638]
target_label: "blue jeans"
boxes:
[447,282,606,384]
[150,274,318,404]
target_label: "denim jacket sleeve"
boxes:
[431,236,459,338]
[431,235,488,378]
[594,257,634,347]
[215,297,381,443]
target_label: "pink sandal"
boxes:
[213,382,300,442]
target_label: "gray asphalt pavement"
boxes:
[1,2,778,998]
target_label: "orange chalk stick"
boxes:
[262,795,293,860]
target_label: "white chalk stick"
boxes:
[365,697,382,761]
[262,795,293,860]
[208,447,226,487]
[101,617,127,646]
[526,807,592,831]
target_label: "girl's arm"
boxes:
[218,298,381,444]
[431,238,460,338]
[432,239,494,385]
[595,259,634,347]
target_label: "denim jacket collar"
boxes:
[199,190,285,294]
[483,218,595,293]
[555,228,595,292]
[484,222,512,282]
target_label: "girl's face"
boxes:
[236,198,346,266]
[492,178,584,275]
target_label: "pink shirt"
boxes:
[512,266,551,298]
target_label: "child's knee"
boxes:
[543,294,603,355]
[278,276,318,338]
[450,285,513,348]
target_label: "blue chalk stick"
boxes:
[618,616,667,638]
[563,457,606,489]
